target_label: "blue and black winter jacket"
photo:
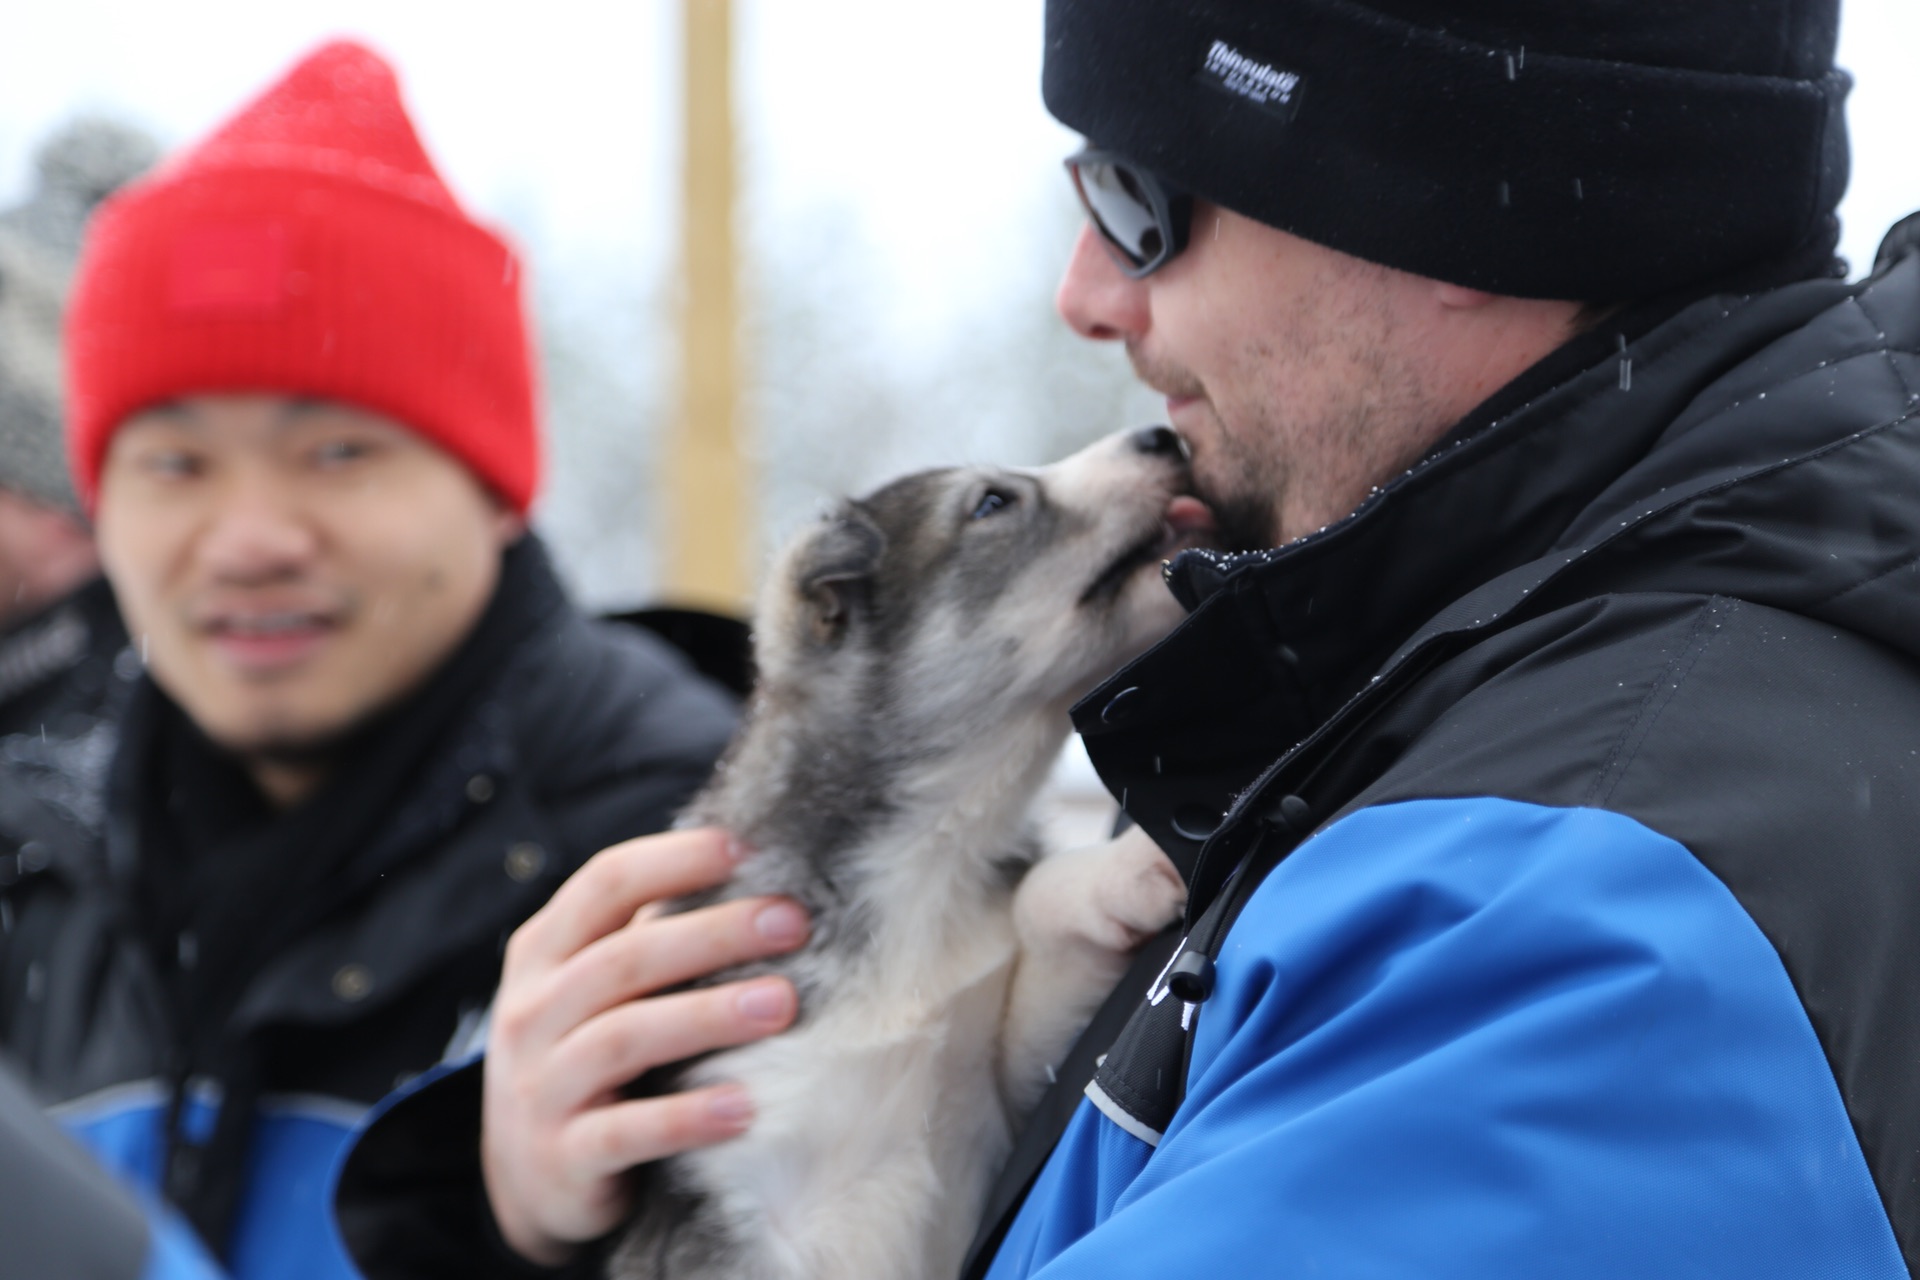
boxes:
[969,247,1920,1277]
[0,539,737,1277]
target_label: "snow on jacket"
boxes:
[0,575,131,834]
[0,536,738,1278]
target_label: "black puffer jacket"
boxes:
[0,575,130,776]
[0,537,737,1278]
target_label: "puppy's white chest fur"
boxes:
[680,911,1018,1280]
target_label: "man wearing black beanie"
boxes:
[336,3,1920,1277]
[962,2,1918,1277]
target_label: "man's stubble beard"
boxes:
[1125,341,1286,554]
[237,721,357,770]
[1192,433,1290,555]
[199,684,402,784]
[1125,290,1443,555]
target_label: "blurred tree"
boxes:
[529,262,669,610]
[746,183,1156,561]
[530,181,1153,611]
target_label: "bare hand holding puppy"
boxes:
[482,428,1207,1278]
[481,828,811,1266]
[481,823,1180,1272]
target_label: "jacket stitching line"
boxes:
[1854,288,1920,393]
[1616,288,1912,458]
[1650,340,1903,452]
[1806,544,1920,611]
[1562,403,1920,613]
[1582,598,1730,808]
[1792,404,1920,614]
[1851,288,1891,342]
[1565,282,1896,480]
[1881,348,1918,405]
[1091,1059,1161,1120]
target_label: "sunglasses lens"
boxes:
[1073,158,1166,269]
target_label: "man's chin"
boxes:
[197,707,364,771]
[236,733,353,771]
[1149,403,1281,551]
[1191,484,1281,554]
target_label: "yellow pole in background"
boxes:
[664,0,750,613]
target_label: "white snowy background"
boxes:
[3,1,1912,834]
[5,0,1911,613]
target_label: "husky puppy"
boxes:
[611,426,1211,1280]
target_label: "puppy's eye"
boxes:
[971,489,1016,520]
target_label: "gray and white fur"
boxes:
[610,427,1201,1280]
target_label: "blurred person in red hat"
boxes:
[0,39,740,1279]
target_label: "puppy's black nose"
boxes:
[1130,425,1186,458]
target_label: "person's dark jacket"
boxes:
[0,536,737,1279]
[0,1052,224,1279]
[350,232,1920,1280]
[0,578,130,925]
[0,572,129,752]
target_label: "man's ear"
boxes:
[492,508,528,547]
[483,486,528,548]
[794,507,885,642]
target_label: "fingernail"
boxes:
[708,1086,754,1125]
[753,902,808,947]
[722,833,754,864]
[735,980,793,1022]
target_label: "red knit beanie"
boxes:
[65,39,541,512]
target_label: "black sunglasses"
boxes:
[1065,147,1194,278]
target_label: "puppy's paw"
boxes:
[1016,826,1186,961]
[1095,827,1188,949]
[1001,828,1186,1111]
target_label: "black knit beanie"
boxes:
[1042,0,1851,300]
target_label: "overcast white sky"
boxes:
[0,0,1090,356]
[3,0,1915,328]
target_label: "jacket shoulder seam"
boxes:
[1582,596,1734,809]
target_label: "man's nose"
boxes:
[1056,223,1151,342]
[196,480,320,582]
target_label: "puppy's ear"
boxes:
[795,508,885,641]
